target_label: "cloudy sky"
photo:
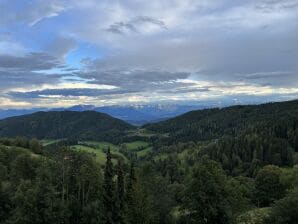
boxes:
[0,0,297,108]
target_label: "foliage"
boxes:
[254,165,285,207]
[0,111,134,142]
[237,207,271,224]
[182,157,233,223]
[1,100,298,223]
[265,188,298,224]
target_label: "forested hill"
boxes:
[145,100,298,143]
[0,111,134,141]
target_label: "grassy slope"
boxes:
[0,144,40,159]
[70,143,128,165]
[70,145,107,165]
[123,141,150,151]
[84,140,153,158]
[40,139,63,146]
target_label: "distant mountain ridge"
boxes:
[0,104,207,125]
[0,111,134,142]
[1,100,298,144]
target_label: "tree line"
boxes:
[1,138,298,223]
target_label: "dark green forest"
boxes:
[0,111,134,143]
[1,100,298,223]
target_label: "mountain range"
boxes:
[0,104,208,125]
[1,99,298,144]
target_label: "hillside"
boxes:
[0,104,206,125]
[1,101,298,224]
[0,111,134,142]
[145,100,298,143]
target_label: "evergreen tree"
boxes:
[125,163,152,224]
[115,160,125,224]
[103,147,115,224]
[125,162,137,224]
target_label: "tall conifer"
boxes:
[103,147,114,224]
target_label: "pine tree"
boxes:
[125,162,136,224]
[103,147,115,224]
[125,163,153,224]
[115,160,125,224]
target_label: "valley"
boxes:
[1,100,298,223]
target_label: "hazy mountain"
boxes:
[0,104,208,125]
[0,108,45,120]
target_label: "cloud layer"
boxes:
[0,0,298,108]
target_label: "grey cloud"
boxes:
[0,52,68,92]
[82,69,190,90]
[1,0,298,107]
[132,16,167,29]
[101,23,298,88]
[159,87,210,94]
[106,22,137,35]
[106,16,167,35]
[8,88,136,99]
[68,69,201,98]
[235,71,294,80]
[0,71,63,91]
[256,0,298,12]
[7,82,211,103]
[0,53,63,72]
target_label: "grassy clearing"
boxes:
[83,141,119,150]
[70,145,107,165]
[127,128,156,137]
[40,139,63,146]
[123,141,150,151]
[42,139,155,161]
[80,141,127,161]
[70,144,128,165]
[137,147,153,157]
[87,140,154,160]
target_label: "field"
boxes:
[70,144,123,165]
[122,141,153,157]
[42,139,154,163]
[122,141,150,151]
[70,140,153,165]
[83,140,153,158]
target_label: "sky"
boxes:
[0,0,298,109]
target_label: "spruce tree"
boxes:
[103,147,115,224]
[115,160,125,224]
[125,162,137,224]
